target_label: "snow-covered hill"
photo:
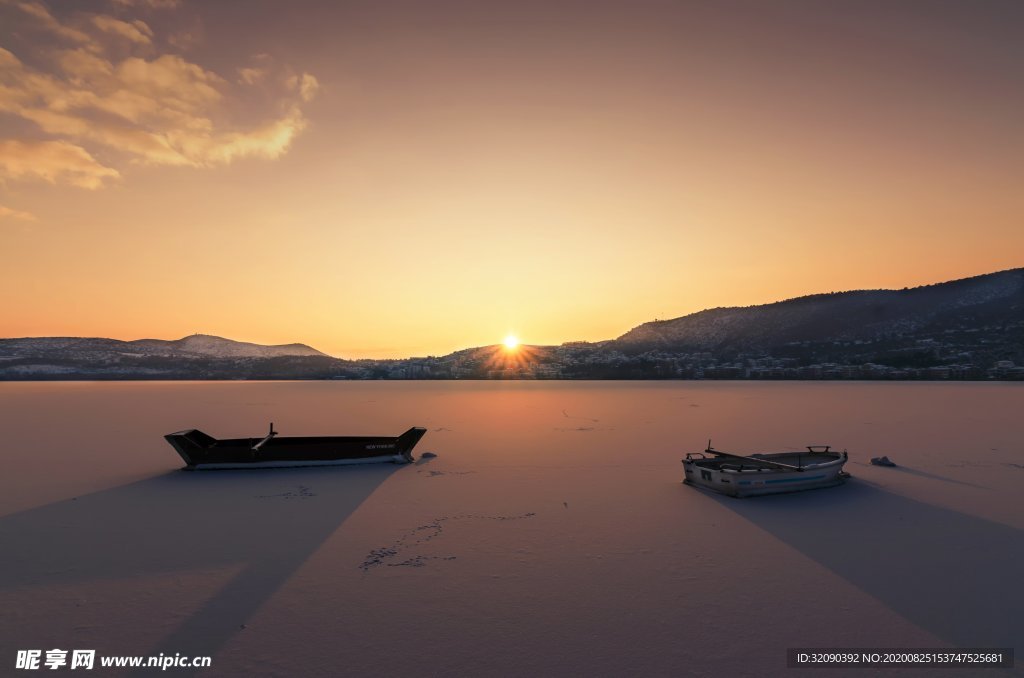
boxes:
[615,268,1024,353]
[134,334,327,359]
[0,334,336,379]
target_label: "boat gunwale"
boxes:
[684,447,848,473]
[698,455,847,474]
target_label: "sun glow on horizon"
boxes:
[2,2,1021,357]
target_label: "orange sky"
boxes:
[2,1,1022,358]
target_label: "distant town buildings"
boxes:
[361,344,1022,382]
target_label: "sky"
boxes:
[1,0,1022,358]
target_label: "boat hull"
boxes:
[682,449,849,497]
[165,427,427,470]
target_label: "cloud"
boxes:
[0,139,120,189]
[238,67,266,85]
[167,27,200,51]
[14,1,96,47]
[58,48,114,80]
[116,55,222,107]
[92,16,153,44]
[0,4,318,188]
[299,73,319,103]
[111,0,181,9]
[196,107,308,164]
[286,72,319,102]
[0,203,38,221]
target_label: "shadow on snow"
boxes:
[700,479,1023,649]
[0,465,401,675]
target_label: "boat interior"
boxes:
[690,449,844,471]
[748,451,843,465]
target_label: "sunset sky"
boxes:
[2,0,1022,358]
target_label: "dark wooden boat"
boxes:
[165,424,426,470]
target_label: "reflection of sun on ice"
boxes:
[503,335,520,350]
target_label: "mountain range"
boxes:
[2,268,1022,380]
[0,334,334,379]
[615,267,1024,353]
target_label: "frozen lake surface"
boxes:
[1,381,1022,676]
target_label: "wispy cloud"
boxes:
[0,2,318,190]
[92,15,153,45]
[111,0,181,9]
[13,1,95,47]
[0,139,120,189]
[0,203,38,221]
[167,26,201,51]
[298,73,319,103]
[238,67,266,85]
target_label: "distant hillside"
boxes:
[0,334,339,379]
[132,334,327,359]
[615,268,1024,356]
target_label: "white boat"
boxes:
[682,442,849,497]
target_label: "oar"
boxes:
[706,447,805,472]
[252,422,278,452]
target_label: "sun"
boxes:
[503,334,520,350]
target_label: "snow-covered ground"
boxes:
[1,381,1021,676]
